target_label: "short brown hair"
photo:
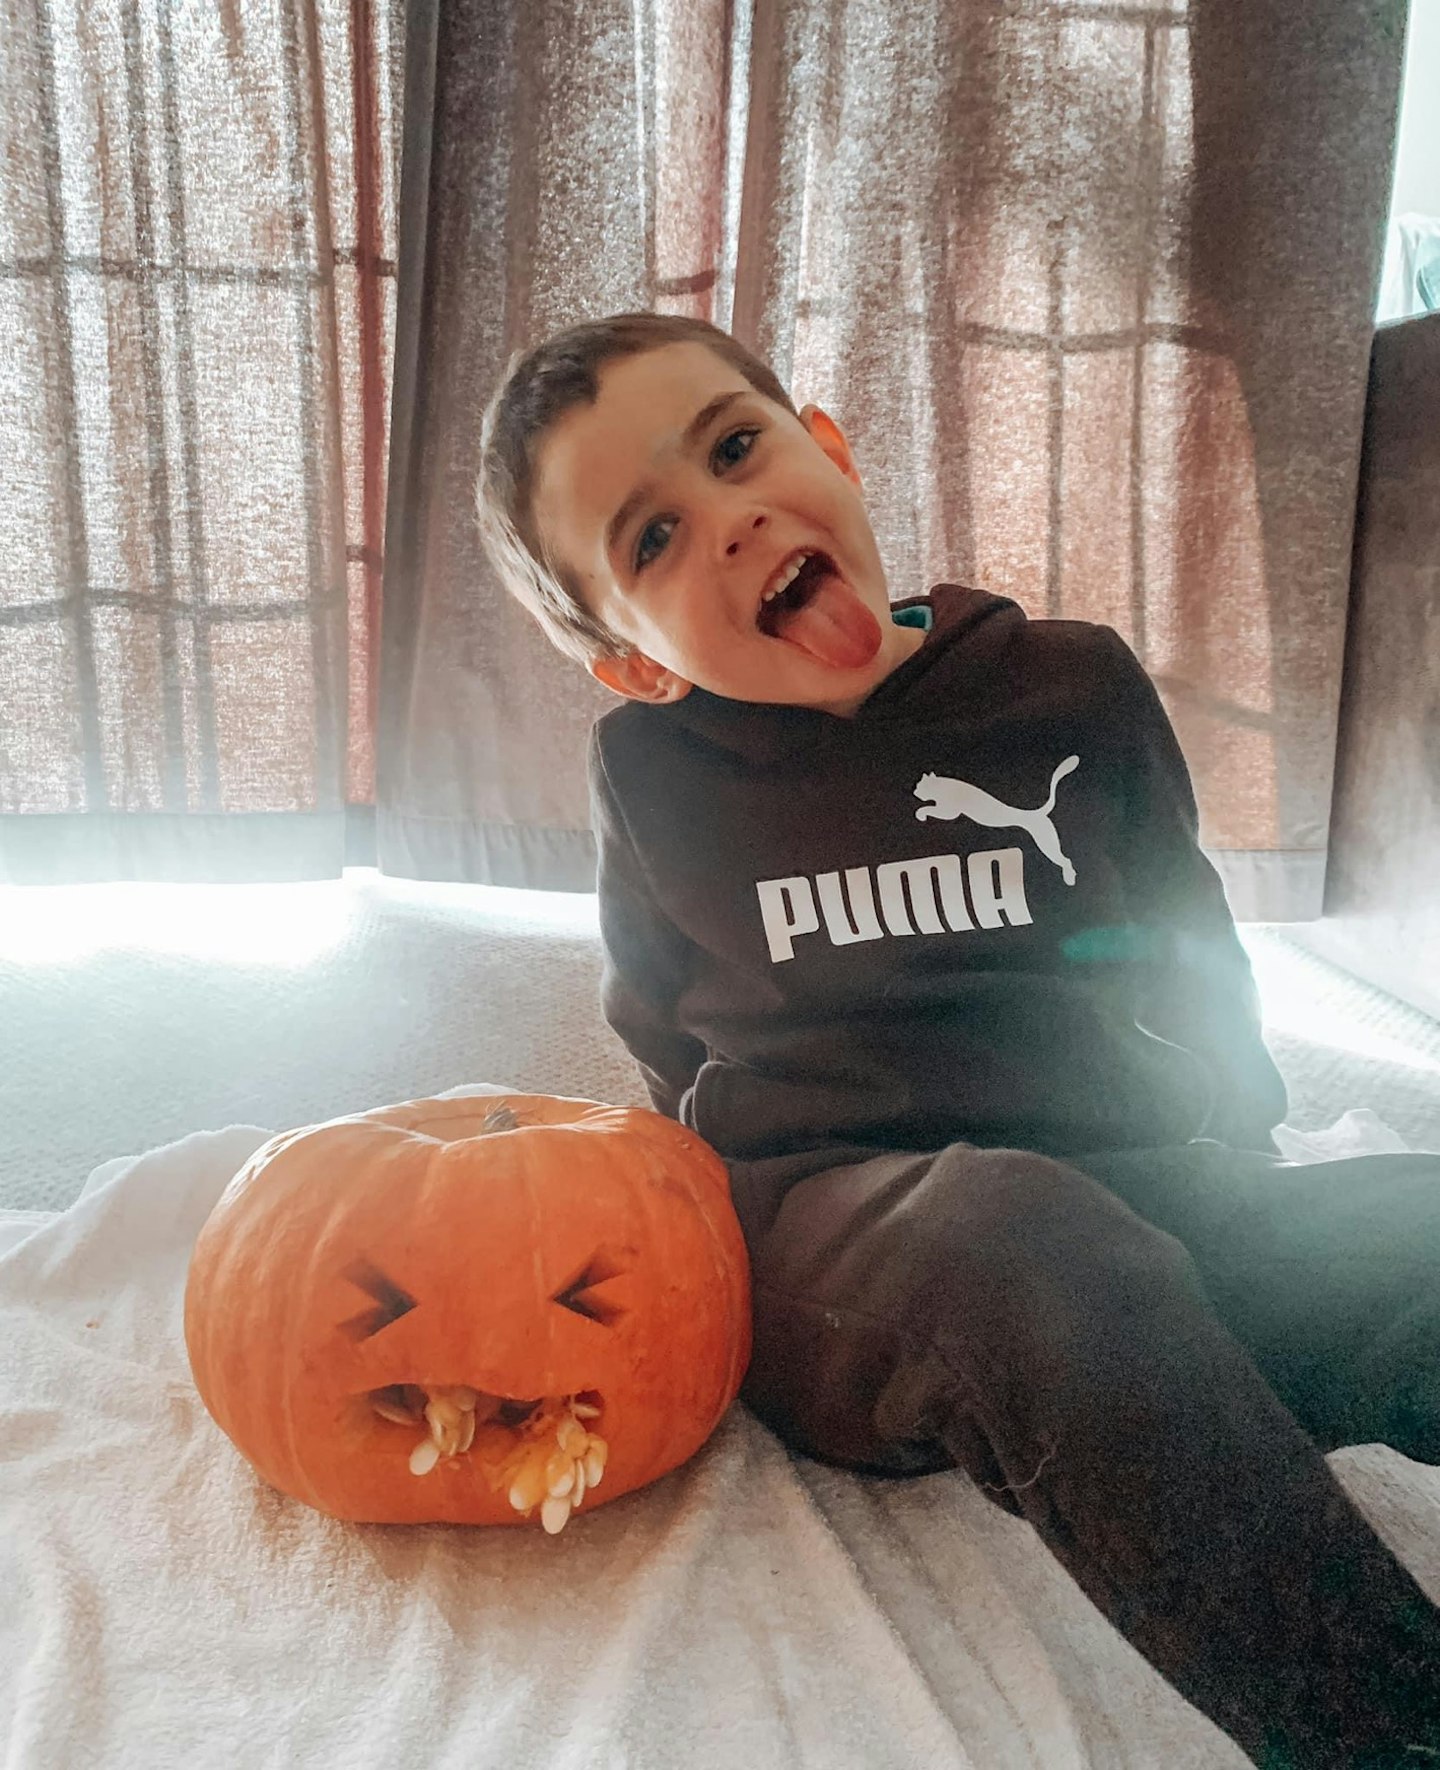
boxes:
[476,312,797,666]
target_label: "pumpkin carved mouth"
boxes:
[364,1382,608,1534]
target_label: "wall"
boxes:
[1296,312,1440,1021]
[1390,2,1440,217]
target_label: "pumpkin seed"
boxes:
[509,1463,548,1513]
[425,1401,465,1456]
[400,1387,609,1531]
[540,1494,572,1535]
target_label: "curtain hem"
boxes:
[0,816,1321,916]
[1209,848,1325,924]
[375,810,597,890]
[371,825,1318,918]
[0,811,363,885]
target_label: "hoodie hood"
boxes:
[596,585,1028,766]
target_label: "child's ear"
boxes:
[588,651,694,704]
[799,403,863,490]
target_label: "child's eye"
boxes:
[712,426,760,471]
[632,429,759,574]
[634,516,675,572]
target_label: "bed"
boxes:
[1,883,1437,1768]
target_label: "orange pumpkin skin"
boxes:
[183,1094,752,1526]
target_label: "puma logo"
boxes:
[914,756,1080,885]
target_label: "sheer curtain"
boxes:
[2,1,1405,918]
[379,0,1403,920]
[0,0,402,881]
[376,0,745,887]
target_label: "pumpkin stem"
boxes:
[481,1105,520,1134]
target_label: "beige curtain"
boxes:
[0,0,403,882]
[1,2,1406,915]
[377,0,741,886]
[380,0,1405,919]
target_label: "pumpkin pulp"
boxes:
[357,1381,610,1526]
[362,1383,604,1442]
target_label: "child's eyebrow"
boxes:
[604,389,749,563]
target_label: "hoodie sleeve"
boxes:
[1101,630,1288,1150]
[588,725,708,1121]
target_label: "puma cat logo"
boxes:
[914,756,1080,885]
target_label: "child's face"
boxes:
[530,342,924,716]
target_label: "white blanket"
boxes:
[2,1093,1437,1770]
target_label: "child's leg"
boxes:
[1074,1143,1440,1462]
[731,1143,1440,1770]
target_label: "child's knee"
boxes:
[910,1144,1201,1324]
[741,1142,1203,1472]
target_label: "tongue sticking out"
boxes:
[771,567,883,669]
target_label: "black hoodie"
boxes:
[587,584,1287,1164]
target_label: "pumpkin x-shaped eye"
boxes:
[552,1251,627,1328]
[338,1259,418,1341]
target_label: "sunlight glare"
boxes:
[1243,930,1440,1078]
[0,879,351,965]
[0,868,600,966]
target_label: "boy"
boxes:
[478,312,1440,1767]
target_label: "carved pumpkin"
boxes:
[183,1093,752,1532]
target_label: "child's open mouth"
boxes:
[755,549,883,669]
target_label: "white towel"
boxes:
[2,1097,1436,1769]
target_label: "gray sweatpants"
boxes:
[725,1139,1440,1768]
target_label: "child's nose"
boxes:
[725,513,768,557]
